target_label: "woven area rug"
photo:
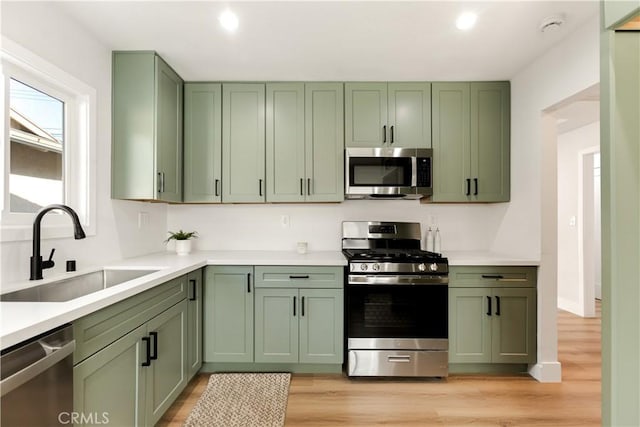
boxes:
[184,373,291,427]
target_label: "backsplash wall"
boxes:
[167,200,509,253]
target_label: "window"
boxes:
[1,37,96,241]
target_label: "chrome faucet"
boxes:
[30,204,86,280]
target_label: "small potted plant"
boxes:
[165,230,198,255]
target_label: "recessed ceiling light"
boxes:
[219,9,239,32]
[456,12,477,31]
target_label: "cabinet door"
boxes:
[299,288,343,364]
[345,83,388,147]
[184,83,222,203]
[204,266,254,362]
[471,82,510,202]
[186,269,203,378]
[74,324,147,427]
[431,83,471,202]
[155,55,183,202]
[254,288,299,363]
[448,288,492,363]
[222,84,266,202]
[305,83,345,202]
[145,299,188,425]
[266,83,305,202]
[491,288,536,363]
[388,83,431,148]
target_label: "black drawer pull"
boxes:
[482,275,504,279]
[486,296,492,316]
[149,332,158,361]
[142,337,151,366]
[289,275,310,279]
[189,279,197,301]
[495,296,501,316]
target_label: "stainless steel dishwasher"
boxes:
[1,324,75,426]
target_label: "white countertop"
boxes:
[445,250,540,266]
[1,249,537,350]
[0,250,347,350]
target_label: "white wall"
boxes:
[500,15,600,381]
[0,2,166,286]
[556,121,600,314]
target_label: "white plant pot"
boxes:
[175,240,192,256]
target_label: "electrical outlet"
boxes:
[280,215,290,228]
[569,216,576,227]
[138,212,150,229]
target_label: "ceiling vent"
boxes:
[540,14,565,33]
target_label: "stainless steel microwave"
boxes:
[345,147,433,199]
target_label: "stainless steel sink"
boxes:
[0,269,160,302]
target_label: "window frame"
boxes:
[1,37,96,242]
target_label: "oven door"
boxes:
[346,281,448,350]
[345,148,416,198]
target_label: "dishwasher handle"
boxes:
[0,339,75,397]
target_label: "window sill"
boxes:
[0,223,96,243]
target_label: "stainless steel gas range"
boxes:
[342,221,449,378]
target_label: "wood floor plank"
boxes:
[158,304,601,426]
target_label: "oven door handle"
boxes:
[348,275,448,285]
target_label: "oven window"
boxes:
[347,285,448,339]
[349,157,412,187]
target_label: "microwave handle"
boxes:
[411,157,417,187]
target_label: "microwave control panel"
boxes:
[416,158,431,187]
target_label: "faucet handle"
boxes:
[42,248,55,270]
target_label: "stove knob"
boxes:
[418,263,426,272]
[372,263,380,271]
[360,264,368,271]
[429,263,439,272]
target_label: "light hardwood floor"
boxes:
[159,304,601,426]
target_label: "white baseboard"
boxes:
[558,297,582,316]
[529,361,562,382]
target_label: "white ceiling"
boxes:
[57,1,599,81]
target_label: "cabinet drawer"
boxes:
[449,266,537,288]
[254,266,343,289]
[73,275,187,364]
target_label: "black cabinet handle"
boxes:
[466,179,471,196]
[300,178,304,196]
[189,279,197,301]
[487,296,492,316]
[142,336,151,366]
[247,273,251,293]
[149,332,158,360]
[474,178,478,196]
[289,275,309,279]
[383,125,387,143]
[215,179,220,197]
[390,125,394,144]
[307,178,311,196]
[301,296,305,317]
[259,179,263,197]
[495,296,501,316]
[293,296,297,317]
[157,172,162,193]
[482,275,504,280]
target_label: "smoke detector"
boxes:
[540,14,565,33]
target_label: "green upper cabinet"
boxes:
[222,84,266,203]
[432,81,510,203]
[112,51,183,202]
[203,266,254,363]
[345,82,431,148]
[266,83,344,203]
[266,83,306,202]
[183,83,222,203]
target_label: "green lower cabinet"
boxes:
[203,266,254,362]
[145,300,188,425]
[186,269,203,378]
[74,324,147,427]
[254,288,299,363]
[254,288,343,365]
[449,287,536,364]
